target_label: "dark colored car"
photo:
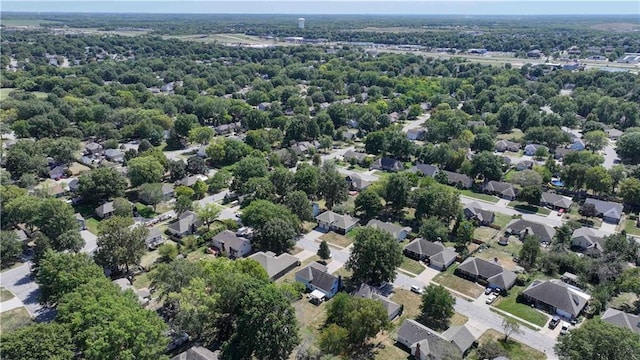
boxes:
[549,316,561,329]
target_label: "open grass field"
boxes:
[475,246,519,271]
[493,213,513,229]
[0,88,16,100]
[1,19,62,27]
[0,287,15,302]
[319,231,353,249]
[461,189,499,203]
[624,219,640,236]
[398,257,424,276]
[474,226,500,242]
[433,264,484,299]
[493,286,549,327]
[0,307,33,334]
[508,202,551,216]
[164,33,274,46]
[466,329,546,360]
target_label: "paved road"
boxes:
[0,264,52,320]
[80,230,98,254]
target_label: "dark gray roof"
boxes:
[168,211,199,233]
[412,163,440,177]
[315,211,359,230]
[397,319,463,360]
[373,157,404,171]
[443,171,473,188]
[484,181,516,198]
[397,319,435,348]
[343,149,366,161]
[601,308,640,335]
[295,263,338,293]
[523,280,590,318]
[457,257,516,289]
[211,230,249,251]
[506,219,556,243]
[404,239,446,257]
[583,198,623,220]
[541,192,572,209]
[366,219,410,239]
[352,284,401,320]
[464,201,495,223]
[95,201,115,214]
[171,346,219,360]
[248,251,299,279]
[442,325,476,353]
[346,173,372,190]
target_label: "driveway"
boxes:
[80,230,98,254]
[599,221,618,234]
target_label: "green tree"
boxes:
[113,197,132,218]
[0,231,22,269]
[254,217,298,254]
[158,243,178,262]
[150,259,207,301]
[319,162,348,209]
[187,155,208,175]
[583,130,608,152]
[127,156,164,187]
[518,185,542,205]
[585,166,612,194]
[324,293,389,347]
[36,250,103,306]
[318,240,331,261]
[175,195,193,215]
[419,217,450,242]
[555,319,640,360]
[455,220,475,246]
[174,113,198,137]
[418,285,455,331]
[138,183,163,211]
[471,151,503,181]
[384,172,410,211]
[519,235,541,270]
[269,167,295,199]
[207,169,232,193]
[34,198,78,250]
[189,126,215,145]
[412,184,461,221]
[346,227,403,286]
[192,179,208,199]
[608,165,626,193]
[168,159,187,182]
[294,164,320,197]
[0,323,75,360]
[510,170,543,187]
[318,324,350,356]
[284,190,313,222]
[56,279,168,360]
[94,216,147,272]
[77,167,127,204]
[196,203,221,230]
[502,317,523,342]
[619,177,640,206]
[355,188,384,221]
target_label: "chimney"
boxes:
[414,343,421,359]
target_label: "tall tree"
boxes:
[138,183,163,211]
[318,240,331,261]
[34,198,78,250]
[189,126,215,145]
[196,203,221,230]
[519,235,541,270]
[253,217,298,254]
[616,132,640,164]
[502,317,523,342]
[187,155,208,175]
[384,172,411,211]
[582,130,608,152]
[269,167,295,199]
[0,231,22,269]
[319,162,348,209]
[0,323,75,360]
[168,159,187,182]
[94,216,147,272]
[518,185,542,205]
[284,190,313,222]
[294,164,320,198]
[619,177,640,206]
[127,156,164,187]
[346,227,403,286]
[354,189,384,221]
[77,167,127,204]
[555,319,640,360]
[419,217,450,242]
[419,285,455,331]
[471,151,503,181]
[175,195,193,215]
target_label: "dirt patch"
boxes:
[319,232,353,248]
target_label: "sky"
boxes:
[2,0,639,15]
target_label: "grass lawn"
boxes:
[508,202,551,216]
[68,162,91,176]
[0,307,33,334]
[0,88,16,100]
[433,264,484,299]
[319,231,354,248]
[135,203,158,218]
[497,129,524,141]
[461,189,499,203]
[624,219,640,236]
[331,266,352,278]
[346,227,363,239]
[0,287,15,302]
[85,218,100,235]
[132,270,155,290]
[398,257,424,276]
[466,329,546,360]
[474,226,500,242]
[493,213,512,229]
[278,255,321,285]
[475,246,519,271]
[503,169,516,182]
[493,286,549,327]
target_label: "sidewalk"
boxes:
[0,296,24,313]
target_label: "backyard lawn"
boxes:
[398,257,424,276]
[0,307,33,334]
[461,189,499,203]
[319,231,354,248]
[85,218,100,235]
[493,213,513,229]
[624,219,640,236]
[433,264,484,299]
[0,287,15,302]
[474,227,500,243]
[493,286,549,327]
[278,255,320,285]
[508,202,551,216]
[465,329,546,360]
[135,203,158,218]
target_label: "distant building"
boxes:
[298,17,305,29]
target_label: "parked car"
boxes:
[411,285,423,294]
[560,323,570,335]
[558,208,565,216]
[549,316,561,329]
[486,294,497,304]
[484,287,493,295]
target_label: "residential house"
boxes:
[249,251,300,280]
[554,147,575,160]
[403,239,458,271]
[95,201,115,219]
[341,131,356,142]
[601,308,640,335]
[346,173,372,191]
[316,211,359,235]
[605,128,623,140]
[366,219,412,242]
[463,201,495,225]
[104,149,124,163]
[113,278,151,305]
[571,227,606,254]
[49,165,66,180]
[455,257,517,290]
[270,148,297,168]
[68,178,80,192]
[353,284,403,320]
[442,171,473,189]
[407,128,427,141]
[371,157,404,172]
[257,102,272,111]
[411,163,440,178]
[146,227,165,249]
[167,211,201,237]
[396,319,475,359]
[295,263,341,299]
[46,183,66,198]
[85,142,103,155]
[467,120,486,128]
[342,149,367,164]
[522,279,590,321]
[494,140,520,153]
[569,139,586,151]
[540,192,573,210]
[581,198,623,224]
[177,175,207,187]
[515,160,533,171]
[290,141,320,155]
[484,181,517,200]
[75,213,86,231]
[211,230,252,258]
[524,144,548,156]
[506,218,556,244]
[161,183,175,200]
[171,346,220,360]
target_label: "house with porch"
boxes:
[540,192,573,210]
[95,201,115,219]
[522,279,590,321]
[483,181,517,200]
[295,263,341,299]
[315,211,359,235]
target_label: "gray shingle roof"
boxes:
[168,211,199,234]
[541,192,573,209]
[412,163,440,177]
[583,198,623,221]
[295,262,338,293]
[523,279,590,319]
[249,251,299,279]
[315,211,359,231]
[352,284,401,320]
[457,257,517,289]
[366,219,410,239]
[397,319,465,359]
[211,230,249,252]
[601,308,640,335]
[484,181,516,198]
[442,171,473,188]
[171,346,220,360]
[506,219,556,243]
[441,325,476,353]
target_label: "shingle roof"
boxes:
[95,201,114,214]
[168,211,198,234]
[523,279,590,318]
[412,163,440,177]
[571,227,605,249]
[541,192,573,209]
[583,198,623,220]
[404,239,446,257]
[366,219,410,239]
[398,319,464,359]
[442,325,476,353]
[343,149,366,162]
[295,263,338,293]
[506,219,556,243]
[249,251,299,279]
[457,257,516,289]
[464,201,495,223]
[352,284,401,320]
[315,211,359,230]
[212,230,249,252]
[442,171,473,188]
[346,173,372,190]
[171,346,220,360]
[484,181,516,198]
[601,308,640,335]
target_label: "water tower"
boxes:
[298,18,305,29]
